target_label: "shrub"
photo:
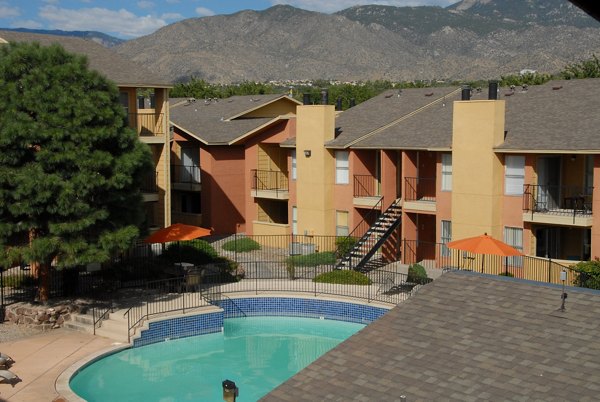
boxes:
[313,269,371,285]
[499,271,514,277]
[335,237,357,258]
[572,259,600,290]
[407,263,428,284]
[222,238,261,252]
[160,240,219,265]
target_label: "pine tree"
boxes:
[0,42,152,301]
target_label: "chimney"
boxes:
[488,81,498,100]
[349,98,356,108]
[303,93,311,105]
[320,89,329,105]
[461,85,471,101]
[335,96,342,111]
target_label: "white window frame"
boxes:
[292,206,298,235]
[505,155,525,196]
[335,151,349,184]
[441,220,452,257]
[336,210,349,237]
[504,226,524,267]
[441,153,452,191]
[291,150,297,180]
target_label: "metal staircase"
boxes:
[336,198,402,271]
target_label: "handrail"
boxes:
[335,197,383,259]
[522,184,593,223]
[353,175,379,198]
[404,177,436,202]
[171,164,201,184]
[251,169,289,196]
[92,303,113,335]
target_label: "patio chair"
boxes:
[0,369,21,387]
[0,353,14,369]
[180,268,202,292]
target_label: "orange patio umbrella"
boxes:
[143,223,212,244]
[447,233,522,273]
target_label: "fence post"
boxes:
[0,269,4,322]
[548,258,552,283]
[183,283,186,314]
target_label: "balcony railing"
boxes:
[251,169,289,196]
[523,184,592,220]
[126,112,165,137]
[171,164,201,184]
[141,171,158,193]
[404,177,436,202]
[353,175,380,198]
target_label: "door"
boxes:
[537,156,561,210]
[536,227,560,259]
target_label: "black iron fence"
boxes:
[404,177,436,202]
[251,169,289,195]
[171,164,201,185]
[523,184,593,222]
[353,175,379,198]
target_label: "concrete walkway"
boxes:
[0,329,114,402]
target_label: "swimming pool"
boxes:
[70,316,365,401]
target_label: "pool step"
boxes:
[64,313,95,334]
[94,310,129,343]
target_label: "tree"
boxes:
[0,42,152,301]
[561,54,600,79]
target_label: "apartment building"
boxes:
[171,78,600,268]
[0,31,173,232]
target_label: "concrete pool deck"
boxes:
[0,329,114,402]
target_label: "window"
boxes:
[336,211,349,237]
[505,155,525,195]
[504,226,523,267]
[292,206,298,235]
[291,150,297,180]
[335,151,349,184]
[441,153,452,191]
[441,220,452,257]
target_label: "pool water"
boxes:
[70,316,365,401]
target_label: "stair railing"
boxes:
[334,197,383,261]
[91,303,113,335]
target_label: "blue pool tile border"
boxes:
[133,297,389,347]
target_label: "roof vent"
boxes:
[425,92,433,97]
[552,85,563,91]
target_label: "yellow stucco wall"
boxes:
[295,105,335,236]
[451,100,505,240]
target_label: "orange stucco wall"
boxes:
[201,146,245,234]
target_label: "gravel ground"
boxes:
[0,322,45,343]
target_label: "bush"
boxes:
[499,271,514,277]
[335,237,357,258]
[160,240,219,265]
[407,263,428,284]
[572,259,600,290]
[313,269,371,285]
[222,238,261,252]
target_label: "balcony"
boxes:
[251,169,289,200]
[171,164,201,191]
[403,177,436,213]
[126,111,165,144]
[523,184,593,226]
[141,171,159,202]
[353,175,381,208]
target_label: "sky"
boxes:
[0,0,457,39]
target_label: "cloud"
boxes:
[10,19,43,29]
[269,0,451,13]
[38,6,167,38]
[195,7,215,17]
[137,1,154,9]
[0,5,20,18]
[161,12,183,20]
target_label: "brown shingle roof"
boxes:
[331,79,600,152]
[263,272,600,401]
[170,94,298,145]
[0,30,172,88]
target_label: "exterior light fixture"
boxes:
[304,150,311,157]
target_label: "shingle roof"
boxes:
[0,30,172,88]
[170,94,297,145]
[263,272,600,402]
[330,79,600,152]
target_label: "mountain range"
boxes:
[114,0,600,83]
[3,0,599,83]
